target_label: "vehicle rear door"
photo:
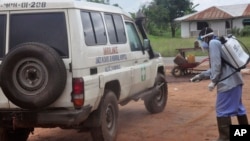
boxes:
[0,12,10,108]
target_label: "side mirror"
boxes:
[143,39,150,50]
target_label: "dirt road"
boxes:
[28,67,250,141]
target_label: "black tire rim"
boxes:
[12,57,48,96]
[105,104,115,130]
[172,67,182,76]
[155,81,165,106]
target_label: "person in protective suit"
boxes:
[191,27,248,141]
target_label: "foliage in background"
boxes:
[231,27,241,36]
[142,0,197,37]
[231,26,250,37]
[240,26,250,37]
[141,3,169,36]
[149,35,250,57]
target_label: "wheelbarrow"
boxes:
[171,54,209,77]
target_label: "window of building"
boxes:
[197,22,209,30]
[225,21,230,29]
[243,19,250,26]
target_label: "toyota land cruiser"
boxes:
[0,0,168,141]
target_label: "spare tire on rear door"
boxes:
[0,42,67,110]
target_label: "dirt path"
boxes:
[28,67,250,141]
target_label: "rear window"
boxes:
[0,15,6,59]
[9,12,69,57]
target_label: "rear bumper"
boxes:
[0,105,92,128]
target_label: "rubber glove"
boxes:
[190,74,201,82]
[208,82,215,91]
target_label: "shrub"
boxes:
[240,26,250,37]
[231,26,241,36]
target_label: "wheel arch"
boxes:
[104,80,121,100]
[157,65,165,76]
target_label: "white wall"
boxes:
[180,21,200,38]
[233,18,244,29]
[210,20,226,36]
[180,22,190,38]
[181,19,246,38]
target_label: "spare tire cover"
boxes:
[0,42,67,110]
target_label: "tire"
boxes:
[0,128,32,141]
[90,90,118,141]
[171,66,182,77]
[0,42,67,110]
[144,73,167,114]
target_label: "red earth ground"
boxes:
[27,64,250,141]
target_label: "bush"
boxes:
[240,26,250,36]
[231,26,241,36]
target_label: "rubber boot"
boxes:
[237,114,248,125]
[216,117,231,141]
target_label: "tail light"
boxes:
[72,78,84,109]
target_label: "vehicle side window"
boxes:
[125,22,142,51]
[0,15,6,59]
[104,14,126,44]
[81,11,107,46]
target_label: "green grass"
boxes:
[149,35,250,57]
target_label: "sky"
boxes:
[109,0,250,13]
[191,0,250,11]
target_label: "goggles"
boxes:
[200,32,214,39]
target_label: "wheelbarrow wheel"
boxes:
[171,66,183,77]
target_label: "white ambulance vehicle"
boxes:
[0,0,168,140]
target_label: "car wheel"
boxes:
[90,90,118,141]
[0,42,67,110]
[144,73,167,114]
[171,66,183,77]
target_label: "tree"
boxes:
[143,0,195,37]
[143,1,169,36]
[162,0,194,37]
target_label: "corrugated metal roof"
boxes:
[175,3,250,22]
[243,4,250,16]
[185,6,233,21]
[218,4,247,17]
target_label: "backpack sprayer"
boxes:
[217,35,250,83]
[220,35,250,71]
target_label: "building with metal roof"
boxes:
[175,3,250,38]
